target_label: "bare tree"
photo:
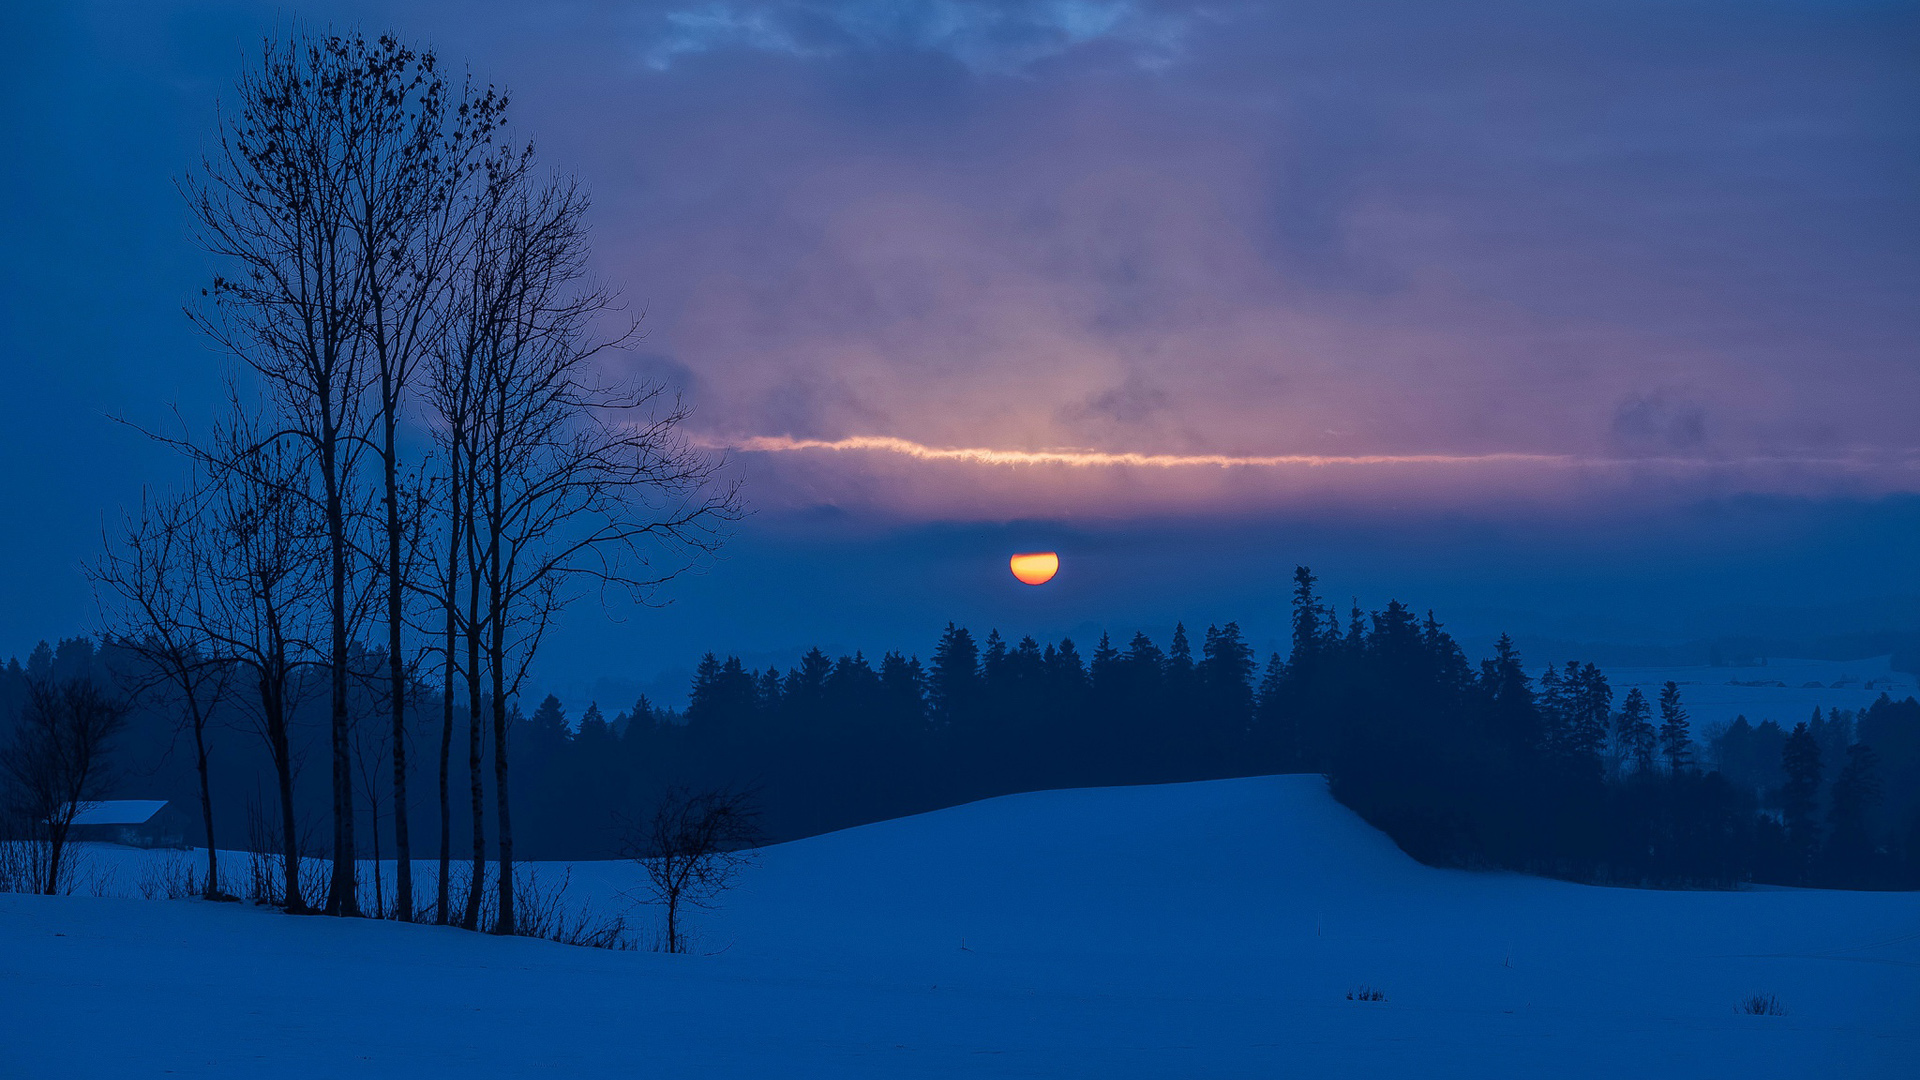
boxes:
[186,408,331,913]
[187,31,479,916]
[352,714,391,918]
[622,788,761,954]
[445,162,739,935]
[344,39,507,924]
[428,194,499,926]
[0,679,129,894]
[91,492,233,897]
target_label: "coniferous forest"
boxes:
[10,567,1916,892]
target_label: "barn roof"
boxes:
[66,800,168,826]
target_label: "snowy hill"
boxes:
[4,775,1916,1077]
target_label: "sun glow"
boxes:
[1010,552,1060,585]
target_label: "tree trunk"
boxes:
[437,449,461,925]
[384,408,413,921]
[190,699,219,898]
[463,562,485,931]
[490,612,514,936]
[43,819,70,896]
[268,689,304,913]
[368,774,384,919]
[324,439,359,917]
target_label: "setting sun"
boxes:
[1009,551,1060,585]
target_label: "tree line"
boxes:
[506,566,1912,888]
[8,564,1916,905]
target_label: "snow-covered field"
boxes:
[4,774,1917,1078]
[1600,655,1917,735]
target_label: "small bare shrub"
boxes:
[244,796,318,910]
[441,864,629,949]
[513,867,631,950]
[0,838,29,894]
[1739,993,1787,1016]
[621,786,761,954]
[1347,985,1387,1002]
[137,854,207,900]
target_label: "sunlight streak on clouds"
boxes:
[709,433,1920,474]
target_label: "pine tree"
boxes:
[618,695,657,741]
[686,653,724,728]
[1826,742,1881,877]
[1780,721,1824,863]
[1047,638,1087,693]
[877,650,927,730]
[1167,623,1194,679]
[1289,567,1321,665]
[528,694,570,744]
[1658,681,1692,773]
[1616,687,1656,774]
[1536,663,1568,756]
[929,623,981,729]
[1200,624,1255,714]
[1420,611,1472,695]
[756,667,782,714]
[1476,634,1539,758]
[1254,651,1287,755]
[981,630,1009,692]
[1199,622,1256,759]
[578,702,610,742]
[1563,663,1611,773]
[783,648,833,725]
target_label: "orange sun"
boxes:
[1009,551,1059,586]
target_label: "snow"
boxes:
[1598,655,1918,736]
[4,774,1916,1078]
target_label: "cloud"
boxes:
[634,0,1189,73]
[385,0,1918,516]
[1612,393,1708,454]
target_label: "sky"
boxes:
[2,1,1916,707]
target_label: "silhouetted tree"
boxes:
[1825,743,1881,883]
[623,787,760,953]
[1658,681,1692,773]
[446,157,737,934]
[929,624,981,731]
[190,413,331,912]
[1,678,128,894]
[92,490,233,897]
[1616,687,1656,776]
[349,44,505,924]
[1781,721,1824,870]
[187,33,417,915]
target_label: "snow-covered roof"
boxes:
[65,800,168,826]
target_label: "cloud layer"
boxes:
[467,0,1917,517]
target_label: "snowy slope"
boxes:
[4,775,1916,1078]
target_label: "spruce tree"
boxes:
[1781,721,1824,863]
[1289,567,1321,665]
[1564,662,1611,772]
[1477,634,1539,757]
[1658,681,1692,773]
[578,702,610,742]
[1616,687,1656,774]
[1826,743,1882,879]
[1167,623,1195,683]
[1536,663,1568,757]
[929,623,982,730]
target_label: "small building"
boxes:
[64,800,190,850]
